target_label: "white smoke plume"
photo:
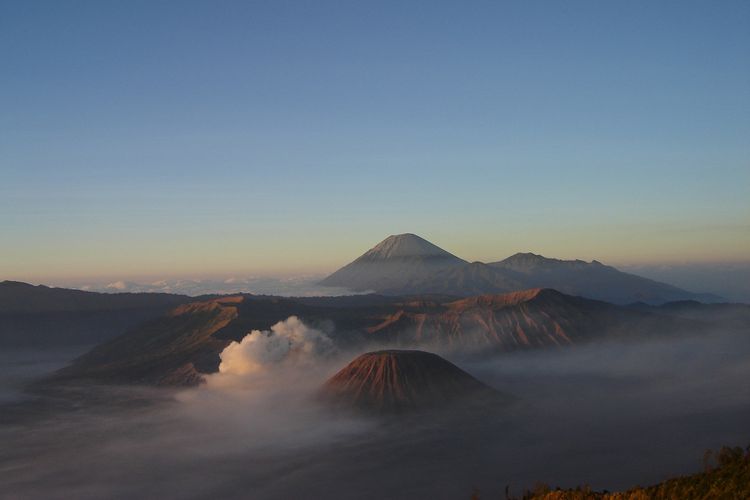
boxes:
[216,316,336,377]
[172,316,368,454]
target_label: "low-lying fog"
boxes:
[0,346,93,404]
[2,328,749,499]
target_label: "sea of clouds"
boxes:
[2,318,750,499]
[71,275,360,297]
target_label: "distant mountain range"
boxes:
[0,280,189,314]
[320,233,721,304]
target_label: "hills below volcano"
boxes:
[320,233,720,304]
[48,288,749,387]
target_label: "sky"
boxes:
[1,0,749,282]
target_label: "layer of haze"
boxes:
[1,323,749,499]
[2,1,749,281]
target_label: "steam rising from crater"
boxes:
[217,316,336,377]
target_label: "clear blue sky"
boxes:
[1,0,749,281]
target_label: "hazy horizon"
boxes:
[4,231,749,301]
[3,232,750,282]
[7,260,750,304]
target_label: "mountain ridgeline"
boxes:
[0,280,192,348]
[47,289,748,387]
[319,234,719,304]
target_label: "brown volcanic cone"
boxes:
[321,350,497,413]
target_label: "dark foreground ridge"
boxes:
[496,444,750,500]
[320,349,500,414]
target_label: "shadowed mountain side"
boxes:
[0,280,190,314]
[320,350,502,414]
[365,289,706,351]
[380,261,524,296]
[50,297,241,386]
[319,233,467,292]
[0,280,193,348]
[490,253,722,304]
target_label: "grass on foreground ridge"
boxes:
[470,444,750,500]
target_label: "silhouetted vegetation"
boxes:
[473,444,750,499]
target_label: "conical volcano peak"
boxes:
[318,234,466,291]
[363,233,462,261]
[320,349,499,414]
